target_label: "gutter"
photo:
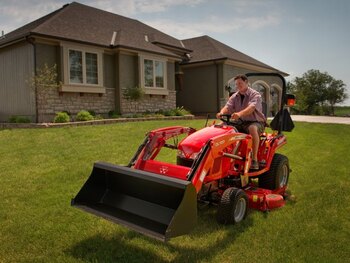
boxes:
[29,32,183,60]
[1,32,183,61]
[0,35,29,49]
[26,36,39,123]
[181,57,289,76]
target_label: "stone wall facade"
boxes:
[37,88,115,122]
[120,89,176,114]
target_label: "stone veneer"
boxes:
[37,87,176,122]
[37,88,115,122]
[120,89,176,114]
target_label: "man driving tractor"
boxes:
[72,72,294,241]
[216,74,266,170]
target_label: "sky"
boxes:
[1,0,350,105]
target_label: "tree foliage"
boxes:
[28,64,62,122]
[289,69,348,115]
[122,86,144,113]
[28,64,61,94]
[123,86,144,101]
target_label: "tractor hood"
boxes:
[178,125,236,159]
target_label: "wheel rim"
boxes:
[234,197,247,222]
[279,164,289,188]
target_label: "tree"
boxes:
[325,79,348,115]
[289,69,348,115]
[28,64,61,122]
[122,86,144,114]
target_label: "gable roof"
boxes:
[181,35,287,75]
[0,2,190,58]
[0,2,286,74]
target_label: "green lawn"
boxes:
[334,106,350,116]
[1,120,350,263]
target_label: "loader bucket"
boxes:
[71,162,197,242]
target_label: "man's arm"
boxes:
[216,106,230,119]
[232,104,255,120]
[217,104,256,120]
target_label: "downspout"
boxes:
[109,31,121,115]
[27,37,38,123]
[215,61,220,115]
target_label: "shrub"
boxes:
[87,110,104,120]
[162,110,176,116]
[132,113,143,118]
[8,116,31,123]
[311,105,332,116]
[94,114,104,120]
[62,110,71,116]
[76,110,94,121]
[155,109,164,115]
[108,110,121,118]
[173,106,191,116]
[53,112,70,123]
[87,110,96,117]
[162,107,191,117]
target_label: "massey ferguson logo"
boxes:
[160,166,169,174]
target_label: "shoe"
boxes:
[250,160,259,170]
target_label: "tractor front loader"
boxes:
[72,73,296,242]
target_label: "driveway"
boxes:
[291,115,350,125]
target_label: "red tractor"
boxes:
[72,73,296,241]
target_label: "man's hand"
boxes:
[216,112,223,119]
[231,112,241,120]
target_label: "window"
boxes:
[61,45,104,94]
[68,49,100,85]
[144,59,154,87]
[86,53,98,84]
[141,57,166,89]
[155,61,164,88]
[69,50,83,83]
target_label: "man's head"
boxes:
[234,74,249,94]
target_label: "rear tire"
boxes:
[217,187,248,225]
[259,153,289,190]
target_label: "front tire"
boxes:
[217,187,248,225]
[259,153,289,190]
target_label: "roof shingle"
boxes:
[0,2,285,74]
[182,35,285,73]
[0,2,188,58]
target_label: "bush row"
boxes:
[53,107,191,123]
[54,110,104,123]
[8,116,31,123]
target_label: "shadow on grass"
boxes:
[66,232,167,263]
[66,205,254,263]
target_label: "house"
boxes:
[178,35,287,116]
[0,2,286,123]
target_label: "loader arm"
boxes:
[134,126,196,169]
[189,132,253,192]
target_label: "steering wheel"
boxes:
[219,114,243,127]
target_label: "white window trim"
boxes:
[139,55,169,95]
[61,44,105,93]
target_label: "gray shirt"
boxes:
[225,87,266,122]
